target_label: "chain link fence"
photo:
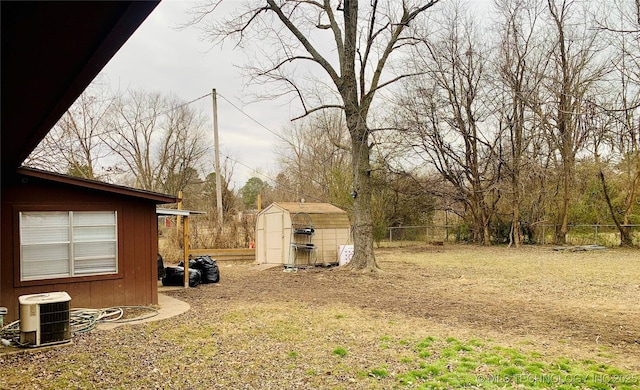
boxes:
[386,224,640,247]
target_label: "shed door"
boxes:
[265,212,284,264]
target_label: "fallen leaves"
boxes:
[1,246,639,389]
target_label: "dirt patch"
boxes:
[1,245,638,389]
[165,245,640,369]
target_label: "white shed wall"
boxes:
[256,203,351,266]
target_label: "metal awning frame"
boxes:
[156,208,206,288]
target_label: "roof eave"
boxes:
[17,166,178,204]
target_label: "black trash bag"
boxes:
[187,267,202,287]
[178,258,198,269]
[179,256,220,284]
[162,266,202,287]
[195,256,220,284]
[161,266,183,286]
[157,253,166,280]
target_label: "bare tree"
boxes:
[588,0,640,246]
[538,0,607,244]
[188,0,441,271]
[397,2,501,245]
[104,90,210,194]
[26,78,116,179]
[493,0,548,246]
[105,90,163,190]
[200,160,238,217]
[157,97,210,195]
[275,109,352,205]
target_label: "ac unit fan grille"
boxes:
[40,301,71,345]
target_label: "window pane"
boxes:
[20,212,69,244]
[72,212,117,275]
[21,226,69,244]
[74,241,116,258]
[74,226,116,241]
[21,211,118,280]
[73,233,117,275]
[74,258,117,274]
[21,244,70,279]
[21,212,68,227]
[73,211,116,225]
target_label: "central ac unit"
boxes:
[19,292,71,347]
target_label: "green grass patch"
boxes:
[332,347,348,357]
[394,337,639,389]
[369,367,390,378]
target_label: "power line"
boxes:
[216,92,289,144]
[39,92,213,144]
[219,151,326,203]
[36,87,346,206]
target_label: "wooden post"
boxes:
[183,215,189,288]
[177,190,183,233]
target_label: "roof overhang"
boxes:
[18,166,177,204]
[268,202,348,214]
[156,209,206,217]
[1,1,160,174]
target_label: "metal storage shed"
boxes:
[255,202,351,267]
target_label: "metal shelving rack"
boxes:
[287,212,316,268]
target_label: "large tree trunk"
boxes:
[509,139,523,248]
[510,206,521,247]
[483,219,491,245]
[346,129,378,271]
[600,170,635,247]
[340,0,378,271]
[556,151,572,245]
[467,195,492,245]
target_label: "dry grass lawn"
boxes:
[1,245,638,389]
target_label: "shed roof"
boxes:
[262,202,351,230]
[271,202,348,215]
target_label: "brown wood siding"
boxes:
[122,207,137,306]
[1,174,163,322]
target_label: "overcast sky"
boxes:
[100,0,294,189]
[99,0,492,189]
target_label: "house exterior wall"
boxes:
[1,175,159,322]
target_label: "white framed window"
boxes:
[20,211,118,281]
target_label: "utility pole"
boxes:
[212,89,223,224]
